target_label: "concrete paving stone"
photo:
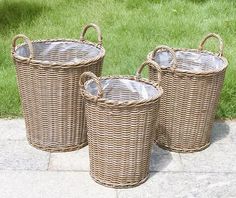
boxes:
[49,146,90,171]
[117,172,236,198]
[0,140,49,170]
[180,142,236,173]
[0,119,235,198]
[48,144,183,172]
[0,119,26,140]
[0,170,116,198]
[150,145,183,172]
[0,119,235,144]
[211,121,236,144]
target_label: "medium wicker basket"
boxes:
[79,61,163,188]
[147,33,228,153]
[11,23,105,152]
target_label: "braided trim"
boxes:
[81,75,163,107]
[147,48,228,76]
[11,39,105,68]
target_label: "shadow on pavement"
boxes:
[149,144,172,177]
[211,121,230,143]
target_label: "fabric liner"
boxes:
[85,79,159,101]
[154,51,225,72]
[16,41,101,63]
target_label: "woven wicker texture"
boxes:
[79,61,163,188]
[147,33,228,153]
[11,23,105,152]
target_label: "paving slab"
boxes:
[117,172,236,198]
[150,144,183,172]
[49,146,90,171]
[0,119,235,197]
[180,143,236,173]
[0,170,116,198]
[0,119,26,140]
[211,121,236,144]
[48,144,183,172]
[0,119,234,143]
[0,140,49,170]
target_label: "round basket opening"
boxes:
[153,50,226,73]
[15,41,102,63]
[85,78,160,101]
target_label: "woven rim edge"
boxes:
[82,75,163,107]
[12,39,105,67]
[147,48,228,75]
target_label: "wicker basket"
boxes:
[11,23,105,152]
[147,33,228,153]
[79,61,163,188]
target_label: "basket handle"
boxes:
[151,45,177,70]
[80,23,103,46]
[198,33,224,57]
[12,34,34,60]
[136,60,162,86]
[79,71,103,99]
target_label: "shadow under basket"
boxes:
[147,33,228,153]
[11,23,105,152]
[79,61,163,188]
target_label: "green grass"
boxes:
[0,0,236,118]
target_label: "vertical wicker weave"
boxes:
[79,61,163,188]
[147,33,228,153]
[11,23,105,152]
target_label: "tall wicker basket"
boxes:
[79,61,163,188]
[11,23,105,152]
[147,33,228,153]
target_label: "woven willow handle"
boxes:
[151,45,177,70]
[80,23,103,46]
[136,60,162,85]
[198,33,224,56]
[79,71,103,98]
[12,34,34,59]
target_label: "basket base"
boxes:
[90,172,149,189]
[28,140,88,153]
[155,141,210,153]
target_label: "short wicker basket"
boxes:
[11,23,105,152]
[79,61,163,188]
[147,33,228,153]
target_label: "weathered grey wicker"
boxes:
[79,61,163,188]
[11,23,105,152]
[147,33,228,153]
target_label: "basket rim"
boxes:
[11,38,105,68]
[147,48,228,75]
[81,75,163,107]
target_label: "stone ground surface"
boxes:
[0,119,236,198]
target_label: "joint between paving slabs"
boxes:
[47,152,51,171]
[115,189,119,198]
[178,153,184,168]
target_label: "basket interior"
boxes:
[15,41,101,63]
[85,78,160,101]
[153,50,226,72]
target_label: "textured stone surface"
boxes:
[0,119,26,140]
[117,172,236,198]
[211,121,235,144]
[49,146,90,171]
[0,171,116,198]
[49,145,183,172]
[150,145,183,172]
[0,141,49,170]
[0,119,235,197]
[180,143,236,173]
